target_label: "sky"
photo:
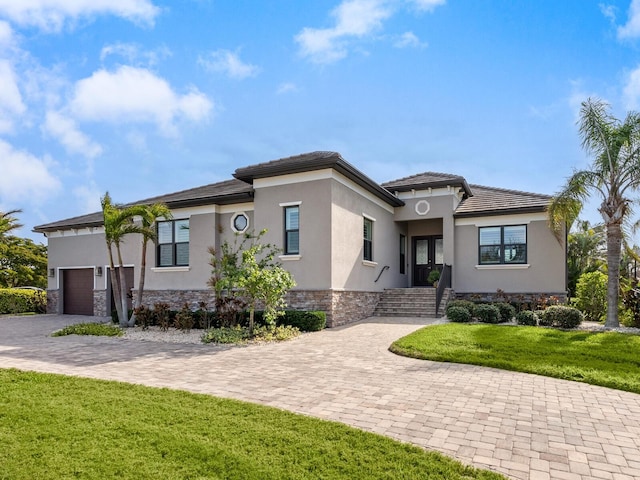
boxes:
[2,0,640,243]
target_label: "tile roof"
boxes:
[382,171,472,196]
[34,178,252,232]
[454,184,551,217]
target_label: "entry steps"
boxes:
[373,288,452,318]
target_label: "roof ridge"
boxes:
[382,171,463,185]
[468,183,551,199]
[129,178,248,205]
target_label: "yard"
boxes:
[0,368,504,480]
[390,324,640,394]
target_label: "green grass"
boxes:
[0,369,504,479]
[390,324,640,394]
[52,322,123,337]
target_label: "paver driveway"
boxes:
[1,314,639,480]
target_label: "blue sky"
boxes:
[2,0,640,242]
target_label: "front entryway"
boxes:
[412,235,443,286]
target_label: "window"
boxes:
[399,234,406,274]
[479,225,526,265]
[231,213,249,233]
[284,206,299,255]
[157,219,189,267]
[363,217,373,261]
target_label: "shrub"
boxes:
[494,303,516,323]
[446,300,476,317]
[174,303,195,332]
[279,311,326,332]
[446,306,472,323]
[253,325,301,341]
[540,305,583,329]
[474,304,501,324]
[573,271,607,322]
[52,322,123,337]
[515,310,538,326]
[154,302,171,331]
[202,325,249,344]
[133,305,154,330]
[0,288,46,314]
[427,270,440,286]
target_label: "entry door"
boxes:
[413,236,443,286]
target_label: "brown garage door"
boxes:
[63,268,94,315]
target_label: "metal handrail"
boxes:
[435,264,452,316]
[374,265,390,283]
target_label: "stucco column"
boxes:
[443,215,455,266]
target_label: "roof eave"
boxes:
[454,205,548,218]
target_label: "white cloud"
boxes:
[0,0,160,32]
[600,3,617,23]
[276,82,299,95]
[0,20,14,51]
[295,0,444,64]
[408,0,446,12]
[296,0,392,64]
[198,49,260,79]
[623,65,640,110]
[394,31,427,48]
[0,140,60,205]
[0,60,26,133]
[73,181,102,214]
[100,42,171,67]
[69,65,213,136]
[618,0,640,39]
[43,111,103,159]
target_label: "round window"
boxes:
[233,213,248,232]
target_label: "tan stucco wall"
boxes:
[453,217,566,294]
[330,180,406,291]
[252,178,332,290]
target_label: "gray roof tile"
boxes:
[454,184,550,217]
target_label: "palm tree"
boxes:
[129,202,172,325]
[0,209,23,239]
[549,98,640,328]
[101,193,146,327]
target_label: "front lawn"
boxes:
[0,369,503,479]
[390,324,640,394]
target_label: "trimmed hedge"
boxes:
[494,303,516,323]
[0,288,46,314]
[515,310,538,326]
[445,300,476,317]
[446,306,472,323]
[539,305,583,329]
[474,304,501,324]
[278,310,326,332]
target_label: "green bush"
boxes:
[474,304,501,324]
[174,304,195,332]
[446,300,476,317]
[573,271,607,322]
[494,303,516,323]
[515,310,538,326]
[0,288,46,314]
[201,325,249,344]
[279,310,326,332]
[52,322,123,337]
[253,325,301,341]
[201,324,301,344]
[446,306,472,323]
[539,305,583,329]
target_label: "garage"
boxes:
[63,268,94,315]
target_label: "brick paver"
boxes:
[1,314,639,479]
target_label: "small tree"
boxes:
[239,242,295,334]
[573,271,608,322]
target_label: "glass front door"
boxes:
[412,235,443,286]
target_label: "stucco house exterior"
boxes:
[34,151,567,327]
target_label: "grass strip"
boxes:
[390,324,640,394]
[0,369,503,479]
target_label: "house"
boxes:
[34,151,567,327]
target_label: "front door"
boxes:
[413,236,443,286]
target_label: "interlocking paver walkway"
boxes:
[1,314,639,480]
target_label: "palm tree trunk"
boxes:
[116,243,130,328]
[107,245,125,327]
[605,222,622,328]
[129,239,149,326]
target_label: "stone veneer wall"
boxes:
[454,292,568,305]
[133,289,217,311]
[47,289,59,314]
[118,288,381,328]
[93,290,107,317]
